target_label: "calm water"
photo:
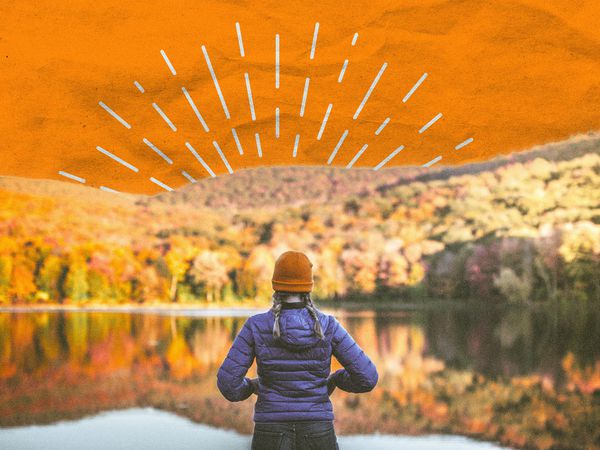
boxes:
[0,304,598,449]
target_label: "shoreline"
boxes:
[0,299,474,314]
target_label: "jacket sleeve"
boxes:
[216,318,256,402]
[330,317,378,393]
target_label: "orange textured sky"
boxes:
[1,0,599,194]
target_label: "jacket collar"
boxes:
[281,301,306,309]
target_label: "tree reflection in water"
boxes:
[0,305,599,449]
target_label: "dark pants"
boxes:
[251,421,339,450]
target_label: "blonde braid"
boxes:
[271,291,283,338]
[303,293,324,340]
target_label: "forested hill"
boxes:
[144,132,600,210]
[1,131,598,211]
[0,132,598,305]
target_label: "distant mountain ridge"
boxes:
[1,132,598,211]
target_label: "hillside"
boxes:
[145,132,600,210]
[0,133,598,304]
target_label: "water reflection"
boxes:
[0,305,599,449]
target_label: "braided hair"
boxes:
[271,291,324,340]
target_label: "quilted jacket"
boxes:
[216,302,378,422]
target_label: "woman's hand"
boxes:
[327,374,337,395]
[249,377,259,395]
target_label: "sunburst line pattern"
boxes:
[338,59,349,83]
[244,72,257,121]
[455,137,474,150]
[181,87,209,132]
[152,103,177,132]
[181,170,197,184]
[373,145,404,171]
[310,22,319,60]
[403,72,428,103]
[58,170,86,183]
[150,176,174,191]
[300,77,310,117]
[201,45,230,119]
[293,134,300,158]
[418,112,443,134]
[100,186,120,193]
[98,101,131,129]
[255,133,263,158]
[235,22,245,58]
[185,142,216,177]
[231,128,244,155]
[142,137,173,164]
[346,144,368,169]
[275,34,280,89]
[317,103,333,140]
[353,62,387,120]
[327,129,349,165]
[423,155,442,167]
[82,21,476,195]
[160,49,177,76]
[212,140,234,174]
[375,117,391,135]
[96,145,139,172]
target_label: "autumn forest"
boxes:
[0,134,598,306]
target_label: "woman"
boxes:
[217,250,378,450]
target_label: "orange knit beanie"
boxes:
[271,251,313,292]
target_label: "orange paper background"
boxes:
[1,0,599,194]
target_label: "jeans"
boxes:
[251,421,339,450]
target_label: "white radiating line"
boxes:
[275,107,280,138]
[418,113,443,134]
[133,81,145,93]
[346,144,368,169]
[100,186,119,193]
[143,138,173,164]
[181,87,209,132]
[185,142,216,177]
[58,171,85,183]
[150,177,174,192]
[160,49,177,75]
[96,146,139,172]
[353,62,387,120]
[293,134,300,157]
[317,103,333,140]
[202,45,230,119]
[255,133,263,158]
[235,22,245,57]
[310,22,319,60]
[300,77,310,117]
[375,117,391,135]
[352,33,358,46]
[422,155,442,167]
[403,72,428,103]
[373,145,404,171]
[244,73,256,121]
[275,34,280,89]
[327,130,349,165]
[338,59,349,83]
[181,170,197,183]
[98,101,131,129]
[213,141,234,174]
[231,128,244,155]
[152,103,177,132]
[455,137,474,150]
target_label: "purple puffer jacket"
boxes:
[216,302,378,422]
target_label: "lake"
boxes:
[0,303,599,449]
